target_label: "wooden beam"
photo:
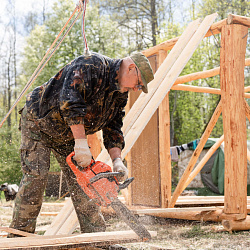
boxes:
[134,208,224,222]
[220,24,248,215]
[40,212,58,216]
[172,84,221,95]
[174,67,220,85]
[0,227,37,237]
[96,18,202,165]
[175,196,250,205]
[0,230,157,249]
[55,208,78,235]
[205,18,227,38]
[142,15,223,57]
[158,49,171,208]
[171,84,250,98]
[44,198,75,235]
[143,14,249,58]
[227,14,250,27]
[244,100,250,163]
[222,216,250,232]
[121,13,218,162]
[123,19,202,138]
[169,100,222,208]
[173,58,250,86]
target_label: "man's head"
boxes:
[118,52,154,93]
[130,52,154,93]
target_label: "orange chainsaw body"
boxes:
[66,152,119,207]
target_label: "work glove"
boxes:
[74,139,92,168]
[113,158,128,182]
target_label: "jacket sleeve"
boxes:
[102,93,128,150]
[59,64,93,126]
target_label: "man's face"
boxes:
[119,65,144,93]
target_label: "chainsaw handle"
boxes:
[118,177,134,190]
[66,151,94,175]
[66,151,80,175]
[89,172,124,183]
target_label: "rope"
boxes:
[81,0,89,53]
[0,1,84,129]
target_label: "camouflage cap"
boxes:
[130,52,154,93]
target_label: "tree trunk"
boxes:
[151,0,157,46]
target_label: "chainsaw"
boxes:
[66,152,151,241]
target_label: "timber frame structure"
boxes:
[48,13,250,234]
[1,12,250,249]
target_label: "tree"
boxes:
[97,0,167,52]
[19,0,124,92]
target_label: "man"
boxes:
[9,51,154,235]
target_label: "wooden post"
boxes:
[158,49,171,208]
[220,23,248,215]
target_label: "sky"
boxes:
[0,0,52,48]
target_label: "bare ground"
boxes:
[1,199,250,249]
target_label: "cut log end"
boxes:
[222,216,250,232]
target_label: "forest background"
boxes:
[0,0,249,185]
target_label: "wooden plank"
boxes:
[220,24,248,215]
[96,17,202,164]
[0,227,36,237]
[169,100,222,208]
[143,16,225,57]
[133,207,250,222]
[134,207,218,214]
[44,198,75,235]
[158,50,171,208]
[56,205,78,235]
[122,19,202,137]
[130,55,160,207]
[40,212,58,216]
[122,13,218,163]
[42,202,65,207]
[175,196,250,205]
[134,208,224,222]
[0,231,157,249]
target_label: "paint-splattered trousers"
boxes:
[9,107,106,235]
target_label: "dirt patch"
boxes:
[1,199,250,249]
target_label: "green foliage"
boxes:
[0,123,22,185]
[19,0,124,92]
[1,0,250,186]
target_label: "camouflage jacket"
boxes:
[25,52,128,150]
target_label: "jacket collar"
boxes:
[109,58,123,93]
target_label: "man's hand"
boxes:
[113,158,128,181]
[74,139,92,168]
